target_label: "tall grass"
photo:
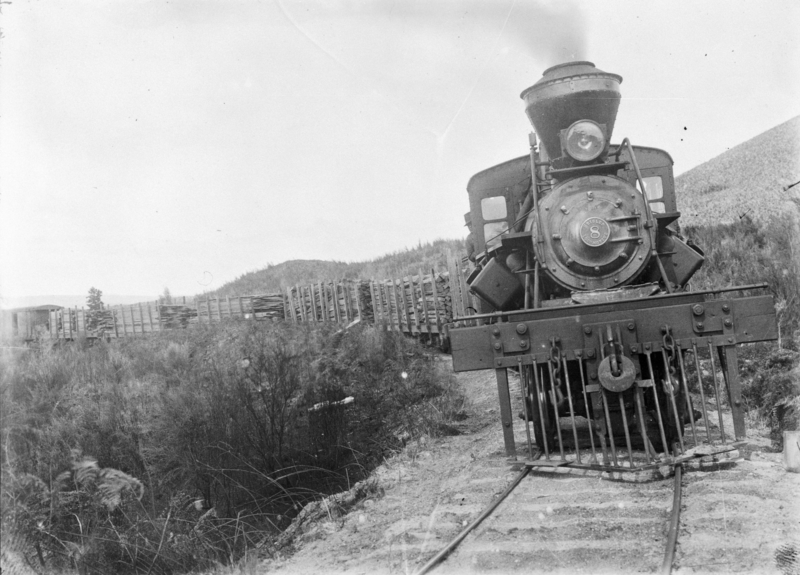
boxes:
[684,213,800,443]
[684,212,800,346]
[1,322,463,573]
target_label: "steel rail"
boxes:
[415,450,687,575]
[661,450,684,574]
[413,459,537,575]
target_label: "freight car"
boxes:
[450,62,778,468]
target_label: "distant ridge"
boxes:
[1,294,158,310]
[675,116,800,226]
[202,238,466,298]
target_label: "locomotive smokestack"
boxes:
[520,62,622,161]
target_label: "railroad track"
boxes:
[414,454,697,575]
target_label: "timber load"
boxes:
[7,256,479,342]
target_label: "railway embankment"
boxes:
[263,357,800,575]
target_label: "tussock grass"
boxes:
[1,321,464,574]
[684,214,800,446]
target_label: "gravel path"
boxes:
[262,359,800,575]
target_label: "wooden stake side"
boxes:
[343,280,352,322]
[147,301,155,332]
[368,280,378,323]
[397,277,412,335]
[354,280,363,321]
[321,282,329,322]
[295,286,306,322]
[455,257,472,325]
[418,268,431,335]
[382,281,391,330]
[332,283,341,324]
[390,279,402,333]
[430,268,443,336]
[119,305,127,336]
[285,288,295,323]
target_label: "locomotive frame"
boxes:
[450,62,778,469]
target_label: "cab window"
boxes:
[481,196,507,220]
[484,221,509,249]
[637,176,666,213]
[480,196,508,249]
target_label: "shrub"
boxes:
[684,213,800,348]
[1,320,463,573]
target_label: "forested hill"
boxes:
[204,118,800,299]
[202,238,466,298]
[675,115,800,226]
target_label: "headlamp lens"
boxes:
[565,121,605,162]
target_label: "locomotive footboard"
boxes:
[449,286,778,469]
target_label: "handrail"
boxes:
[619,137,674,293]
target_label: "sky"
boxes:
[1,0,798,303]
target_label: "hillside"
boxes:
[204,118,799,298]
[675,115,800,226]
[202,238,466,298]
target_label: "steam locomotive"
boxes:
[450,62,778,467]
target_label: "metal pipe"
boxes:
[692,343,712,443]
[600,389,619,466]
[661,350,685,453]
[677,347,698,445]
[620,137,673,294]
[524,252,532,310]
[633,385,653,463]
[548,360,566,460]
[519,357,534,460]
[646,351,670,456]
[708,343,726,443]
[618,394,635,466]
[577,358,598,463]
[562,357,582,464]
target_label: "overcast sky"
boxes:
[1,0,798,301]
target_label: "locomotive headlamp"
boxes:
[563,120,606,162]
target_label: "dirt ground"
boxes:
[260,355,800,575]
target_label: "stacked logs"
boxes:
[355,280,373,323]
[159,305,198,329]
[251,294,286,320]
[370,273,451,332]
[45,256,473,340]
[288,282,364,323]
[85,310,115,336]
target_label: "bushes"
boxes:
[684,213,800,347]
[684,214,800,446]
[1,321,462,573]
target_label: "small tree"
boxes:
[86,287,105,334]
[87,287,104,311]
[161,287,173,305]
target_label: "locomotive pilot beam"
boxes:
[451,62,778,469]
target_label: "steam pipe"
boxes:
[528,132,543,309]
[619,137,674,294]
